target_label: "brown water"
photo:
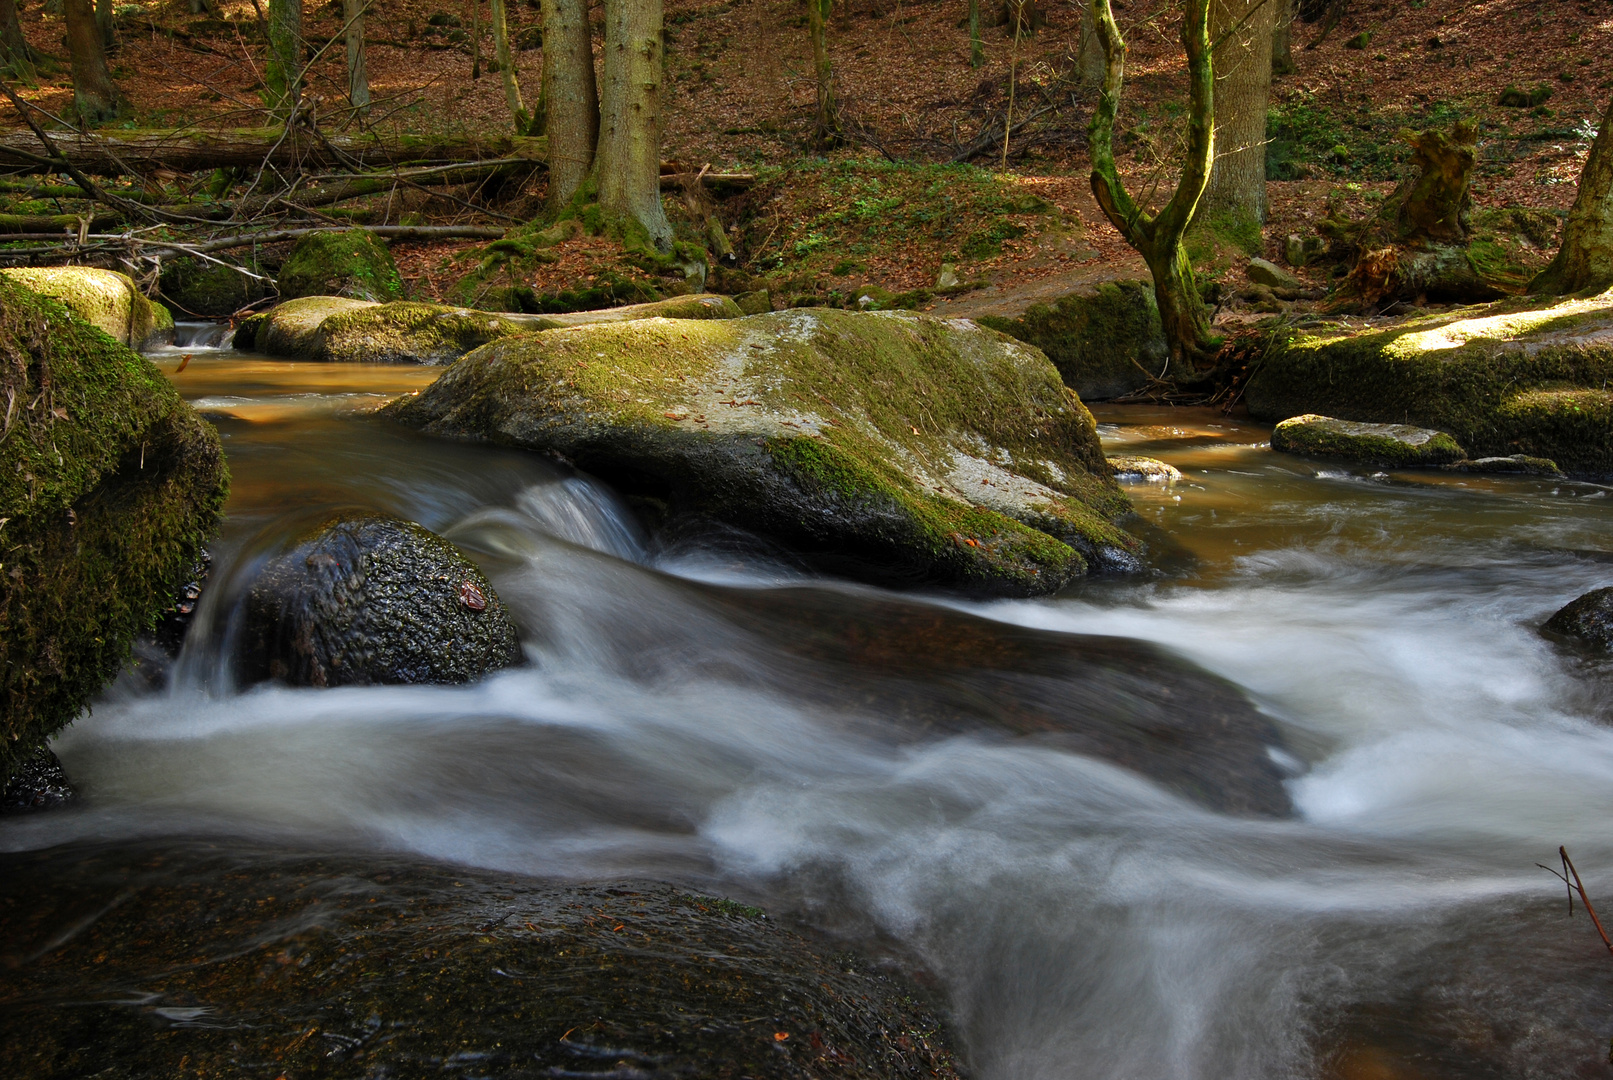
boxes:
[5,332,1613,1078]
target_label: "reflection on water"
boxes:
[5,362,1613,1078]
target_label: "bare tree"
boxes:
[541,0,598,210]
[1530,91,1613,295]
[968,0,984,69]
[65,0,117,122]
[343,0,369,113]
[1271,0,1295,76]
[1199,0,1274,229]
[808,0,839,148]
[490,0,526,130]
[596,0,672,249]
[1,0,35,78]
[266,0,303,112]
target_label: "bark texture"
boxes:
[1076,6,1105,84]
[1088,0,1218,368]
[808,0,840,148]
[541,0,599,210]
[969,0,983,68]
[490,0,526,130]
[342,0,369,113]
[1200,0,1274,228]
[65,0,118,123]
[0,0,32,77]
[266,0,304,111]
[596,0,672,250]
[1531,91,1613,295]
[1271,0,1295,76]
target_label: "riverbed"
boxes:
[5,330,1613,1078]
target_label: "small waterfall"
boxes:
[170,321,237,350]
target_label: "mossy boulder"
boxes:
[0,274,227,783]
[0,267,174,350]
[1108,456,1183,483]
[308,301,524,365]
[1244,290,1613,475]
[1543,587,1613,651]
[1270,414,1466,467]
[276,228,405,302]
[387,309,1141,596]
[974,280,1171,401]
[157,256,273,318]
[236,514,522,688]
[237,295,376,356]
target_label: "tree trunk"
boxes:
[1531,90,1613,295]
[266,0,303,112]
[94,0,113,48]
[1271,0,1295,76]
[808,0,839,149]
[968,0,983,68]
[65,0,118,123]
[596,0,672,250]
[1,0,34,78]
[490,0,526,130]
[1006,0,1033,38]
[541,0,599,210]
[1088,0,1218,369]
[1198,0,1274,229]
[1075,6,1105,85]
[342,0,370,113]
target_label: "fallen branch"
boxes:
[1540,846,1613,957]
[0,224,505,261]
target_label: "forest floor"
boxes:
[1,0,1610,313]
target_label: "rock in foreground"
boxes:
[1544,587,1613,651]
[0,266,174,349]
[0,841,961,1080]
[237,514,521,687]
[1271,414,1466,468]
[389,309,1141,596]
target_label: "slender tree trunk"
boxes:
[541,0,598,210]
[266,0,303,112]
[968,0,983,68]
[1076,5,1104,85]
[342,0,369,113]
[1530,91,1613,295]
[808,0,839,149]
[1,0,35,78]
[1088,0,1218,368]
[490,0,526,130]
[65,0,118,122]
[94,0,113,48]
[1199,0,1274,229]
[469,0,482,79]
[1271,0,1295,76]
[596,0,672,250]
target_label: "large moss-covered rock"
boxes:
[973,280,1170,401]
[236,294,376,355]
[307,301,522,365]
[157,256,272,318]
[510,292,745,328]
[1543,587,1613,651]
[236,514,522,687]
[1244,290,1613,475]
[1271,414,1466,467]
[388,309,1141,596]
[0,275,227,782]
[0,266,174,350]
[276,228,405,302]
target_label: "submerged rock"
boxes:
[1543,587,1613,651]
[1443,454,1564,477]
[0,266,174,349]
[1108,456,1183,484]
[0,274,226,788]
[0,841,962,1080]
[1244,291,1613,475]
[276,227,405,302]
[974,279,1172,400]
[237,514,521,687]
[388,309,1142,596]
[1271,414,1466,468]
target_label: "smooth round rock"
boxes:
[237,515,521,687]
[1543,587,1613,651]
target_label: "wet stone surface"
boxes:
[0,746,74,814]
[1544,586,1613,652]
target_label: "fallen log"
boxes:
[0,213,118,233]
[0,224,507,261]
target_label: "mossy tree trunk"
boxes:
[808,0,840,149]
[1531,90,1613,295]
[1392,120,1476,244]
[266,0,304,113]
[1088,0,1219,369]
[342,0,369,113]
[540,0,598,210]
[596,0,673,251]
[1199,0,1274,229]
[1271,0,1295,76]
[968,0,983,68]
[65,0,118,122]
[490,0,526,130]
[1,0,34,78]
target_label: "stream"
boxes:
[5,323,1613,1078]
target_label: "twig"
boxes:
[1539,846,1613,957]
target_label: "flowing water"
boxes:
[6,324,1613,1078]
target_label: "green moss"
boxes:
[252,296,378,358]
[978,280,1170,400]
[0,266,173,349]
[276,229,404,302]
[159,257,271,318]
[0,276,227,780]
[1271,414,1465,466]
[313,302,521,364]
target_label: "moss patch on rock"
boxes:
[1271,414,1466,467]
[277,228,405,302]
[244,295,377,357]
[0,267,174,350]
[976,280,1171,401]
[510,293,745,330]
[387,309,1139,596]
[0,275,227,782]
[312,302,524,365]
[1244,290,1613,475]
[158,256,273,318]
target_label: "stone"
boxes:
[1442,454,1563,476]
[0,266,174,350]
[158,257,273,318]
[936,262,961,289]
[1544,587,1613,651]
[1285,233,1326,269]
[0,273,226,788]
[974,279,1172,400]
[305,301,522,364]
[1107,456,1182,483]
[733,289,772,315]
[1271,414,1466,467]
[1248,257,1304,291]
[236,514,522,688]
[388,309,1142,596]
[505,292,744,329]
[235,295,376,355]
[276,228,405,302]
[0,746,74,814]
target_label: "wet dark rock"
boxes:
[237,514,522,687]
[1544,587,1613,651]
[0,745,74,814]
[0,841,962,1080]
[1442,454,1564,477]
